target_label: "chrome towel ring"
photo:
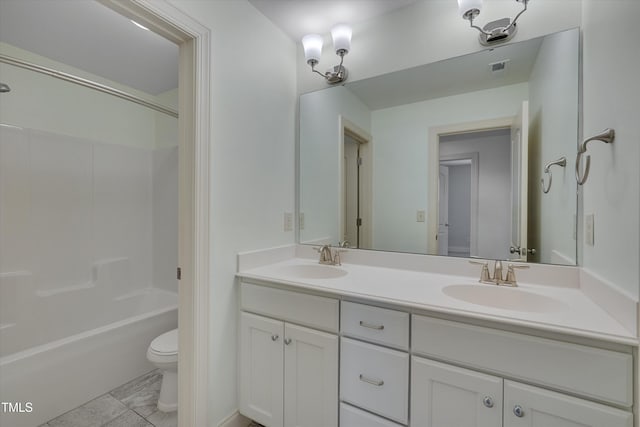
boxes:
[541,156,567,194]
[576,128,615,185]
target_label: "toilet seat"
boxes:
[149,328,178,358]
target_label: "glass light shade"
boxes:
[331,24,352,54]
[302,34,323,64]
[457,0,483,17]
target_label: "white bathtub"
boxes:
[0,287,177,427]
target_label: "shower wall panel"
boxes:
[0,126,177,357]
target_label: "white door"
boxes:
[284,323,339,427]
[510,101,529,261]
[504,381,632,427]
[239,312,284,427]
[411,356,503,427]
[438,165,450,255]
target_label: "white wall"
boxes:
[297,0,582,95]
[581,0,640,300]
[441,131,512,260]
[299,86,371,245]
[528,29,579,264]
[371,83,528,253]
[165,1,297,425]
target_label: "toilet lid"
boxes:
[150,328,178,355]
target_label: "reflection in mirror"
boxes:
[299,28,579,265]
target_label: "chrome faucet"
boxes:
[469,260,529,287]
[314,245,346,266]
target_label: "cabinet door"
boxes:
[284,323,338,427]
[239,312,284,427]
[411,356,503,427]
[504,381,633,427]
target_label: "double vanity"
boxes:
[236,245,637,427]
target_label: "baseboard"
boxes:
[218,411,251,427]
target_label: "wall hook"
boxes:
[541,156,566,194]
[575,128,615,185]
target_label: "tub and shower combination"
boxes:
[0,51,179,425]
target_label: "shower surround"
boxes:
[0,124,178,426]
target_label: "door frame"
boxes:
[99,1,211,426]
[339,116,372,249]
[440,153,479,256]
[427,117,512,255]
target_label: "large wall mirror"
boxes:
[299,28,579,265]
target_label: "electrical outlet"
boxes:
[299,212,305,230]
[416,210,426,222]
[585,213,594,246]
[284,212,293,232]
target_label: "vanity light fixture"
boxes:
[302,24,352,84]
[457,0,530,46]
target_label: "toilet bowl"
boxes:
[147,328,178,412]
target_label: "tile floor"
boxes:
[40,370,177,427]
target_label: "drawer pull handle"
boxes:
[284,338,292,345]
[482,396,494,408]
[359,374,384,387]
[271,335,279,341]
[359,321,385,330]
[513,405,524,418]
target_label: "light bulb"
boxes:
[331,24,352,55]
[302,34,323,65]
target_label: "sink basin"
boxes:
[277,264,348,280]
[442,284,568,313]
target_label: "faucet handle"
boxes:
[469,260,491,282]
[505,263,530,284]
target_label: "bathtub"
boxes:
[0,287,177,427]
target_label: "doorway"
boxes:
[438,154,478,258]
[340,117,372,249]
[99,2,211,426]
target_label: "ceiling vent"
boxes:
[489,59,510,75]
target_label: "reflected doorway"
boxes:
[340,117,372,249]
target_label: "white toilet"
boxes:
[147,328,178,412]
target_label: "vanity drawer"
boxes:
[412,315,633,407]
[340,402,404,427]
[340,337,409,424]
[240,282,339,333]
[341,301,409,350]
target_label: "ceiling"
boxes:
[345,36,543,110]
[0,0,178,96]
[248,0,417,41]
[0,0,417,96]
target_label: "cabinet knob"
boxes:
[284,338,292,345]
[271,335,279,341]
[482,396,494,408]
[513,405,524,418]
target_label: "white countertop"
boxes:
[237,257,638,346]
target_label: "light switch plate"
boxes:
[417,210,426,222]
[585,213,594,246]
[284,212,293,232]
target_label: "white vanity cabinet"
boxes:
[411,357,503,427]
[411,356,633,427]
[411,314,634,427]
[239,283,339,427]
[340,302,410,426]
[503,381,633,427]
[237,279,635,427]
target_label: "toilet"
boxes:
[147,328,178,412]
